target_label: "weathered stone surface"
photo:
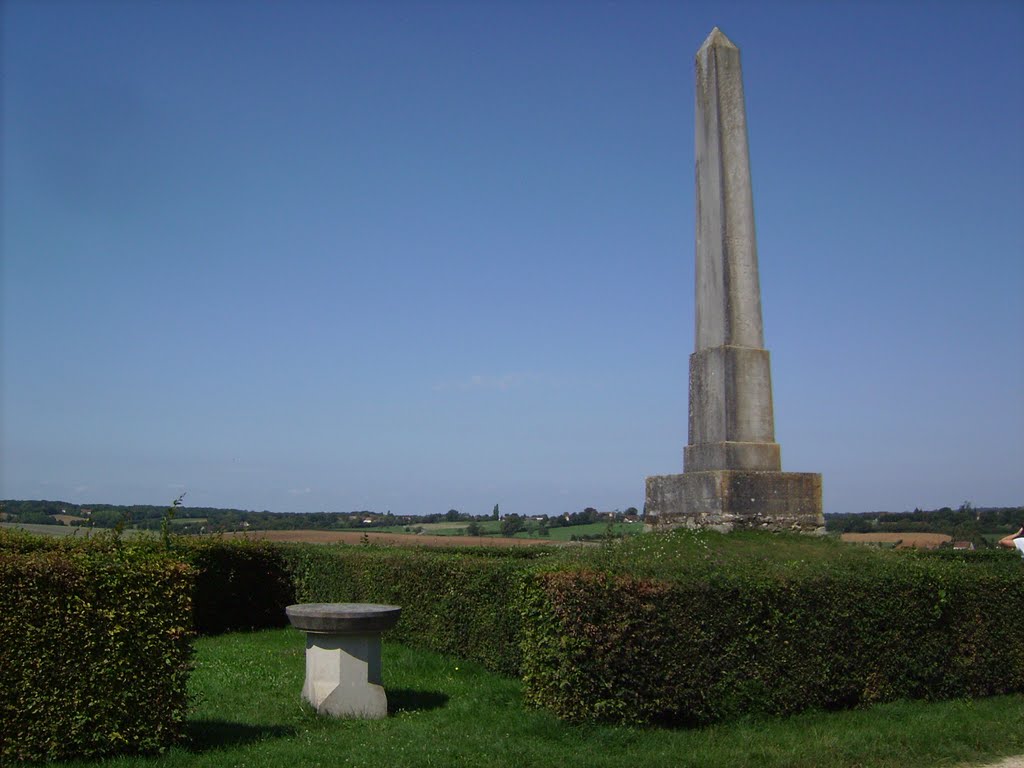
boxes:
[694,27,764,353]
[685,346,779,471]
[286,603,401,719]
[643,27,823,532]
[301,632,388,718]
[645,471,823,533]
[684,441,780,475]
[688,27,780,471]
[286,603,401,634]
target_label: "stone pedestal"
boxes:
[285,603,401,719]
[646,471,822,533]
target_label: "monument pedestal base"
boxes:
[645,470,823,533]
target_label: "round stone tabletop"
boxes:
[286,603,402,634]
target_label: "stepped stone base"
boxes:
[645,470,823,533]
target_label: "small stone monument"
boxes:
[286,603,401,718]
[644,28,823,532]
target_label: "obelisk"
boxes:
[644,28,823,532]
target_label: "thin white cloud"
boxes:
[288,487,313,495]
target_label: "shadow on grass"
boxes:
[186,719,297,752]
[387,688,450,715]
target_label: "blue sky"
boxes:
[3,1,1022,517]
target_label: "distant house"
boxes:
[952,541,975,551]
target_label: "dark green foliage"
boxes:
[8,510,62,525]
[827,504,1024,539]
[0,532,194,762]
[520,533,1024,725]
[285,545,535,676]
[905,547,1022,563]
[0,526,59,553]
[500,514,525,537]
[176,538,296,635]
[0,528,297,636]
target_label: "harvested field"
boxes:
[208,529,574,548]
[840,532,952,549]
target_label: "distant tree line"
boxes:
[1,500,642,536]
[826,503,1024,548]
[0,500,381,533]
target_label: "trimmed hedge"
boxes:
[521,548,1024,725]
[7,525,1021,737]
[0,535,194,762]
[237,532,1024,725]
[285,544,537,676]
[0,531,295,636]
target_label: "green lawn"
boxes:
[50,627,1024,768]
[524,521,638,540]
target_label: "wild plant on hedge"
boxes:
[160,492,186,551]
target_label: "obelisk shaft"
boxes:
[644,27,822,533]
[685,28,780,472]
[695,27,764,351]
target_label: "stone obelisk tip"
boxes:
[699,27,738,52]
